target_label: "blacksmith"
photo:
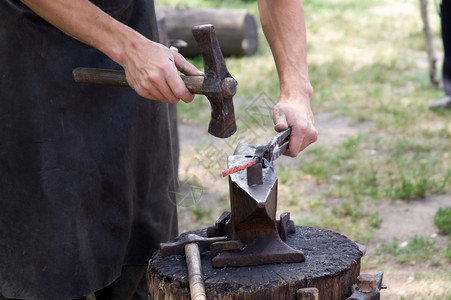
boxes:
[0,0,317,299]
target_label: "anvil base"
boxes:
[211,228,305,268]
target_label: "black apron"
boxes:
[0,1,179,299]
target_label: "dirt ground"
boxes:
[312,114,450,299]
[177,111,451,299]
[363,194,451,299]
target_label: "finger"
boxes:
[283,118,317,157]
[165,69,195,103]
[162,53,196,103]
[137,72,180,104]
[290,124,318,156]
[287,125,303,157]
[137,83,175,104]
[173,52,204,76]
[157,82,180,104]
[124,66,170,103]
[273,105,289,131]
[148,86,179,104]
[299,126,318,152]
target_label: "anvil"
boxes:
[208,131,305,268]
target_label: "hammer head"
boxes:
[192,24,237,138]
[160,234,227,258]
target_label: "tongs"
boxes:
[222,128,291,177]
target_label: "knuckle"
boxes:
[136,89,147,99]
[170,79,193,102]
[297,122,309,133]
[168,96,179,104]
[174,88,190,101]
[131,82,147,98]
[146,72,161,84]
[164,90,179,104]
[181,94,194,103]
[140,80,152,91]
[310,128,318,142]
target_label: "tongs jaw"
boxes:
[255,128,291,164]
[221,128,292,179]
[247,128,291,186]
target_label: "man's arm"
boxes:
[20,0,202,104]
[258,0,317,157]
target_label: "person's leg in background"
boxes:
[431,0,451,109]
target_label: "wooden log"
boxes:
[156,10,169,47]
[147,226,363,300]
[297,287,319,300]
[156,6,259,58]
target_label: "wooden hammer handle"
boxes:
[72,67,204,94]
[185,243,207,300]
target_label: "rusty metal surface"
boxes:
[209,133,304,268]
[207,211,230,237]
[255,128,291,163]
[210,240,245,257]
[246,159,263,186]
[192,24,237,138]
[161,130,303,268]
[73,24,237,139]
[160,234,226,258]
[346,272,386,300]
[220,128,292,181]
[278,212,296,242]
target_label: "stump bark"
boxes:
[156,6,259,58]
[148,226,363,300]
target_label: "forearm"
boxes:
[20,0,141,66]
[258,0,316,155]
[20,0,201,103]
[258,0,313,101]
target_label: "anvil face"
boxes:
[209,143,304,268]
[228,154,278,226]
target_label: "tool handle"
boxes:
[185,243,206,300]
[269,128,292,162]
[272,140,289,161]
[72,67,204,94]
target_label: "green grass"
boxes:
[377,235,447,266]
[400,292,451,300]
[164,0,451,236]
[160,2,451,213]
[162,0,451,297]
[435,207,451,235]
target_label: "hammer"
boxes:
[160,234,227,300]
[72,24,237,138]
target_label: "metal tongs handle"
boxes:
[222,128,291,177]
[268,128,291,162]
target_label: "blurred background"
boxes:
[155,1,451,299]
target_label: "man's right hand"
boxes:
[121,38,203,104]
[20,0,203,105]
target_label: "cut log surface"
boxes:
[157,6,258,57]
[148,226,363,300]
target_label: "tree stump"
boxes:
[156,6,259,58]
[148,226,363,300]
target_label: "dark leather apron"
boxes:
[0,1,179,299]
